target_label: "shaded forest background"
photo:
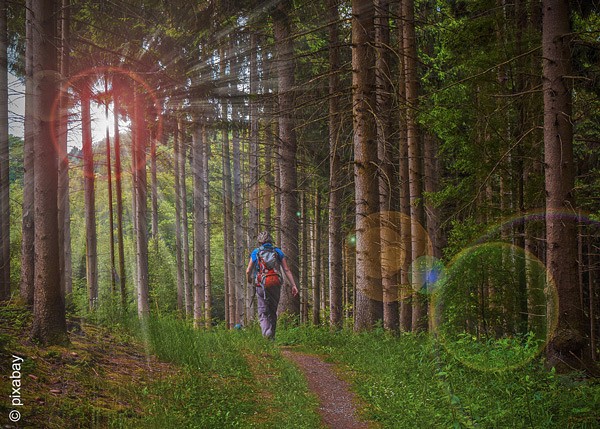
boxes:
[0,0,599,375]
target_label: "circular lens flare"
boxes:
[433,242,557,372]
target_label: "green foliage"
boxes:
[114,316,321,428]
[148,238,178,314]
[277,326,600,428]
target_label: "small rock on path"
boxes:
[281,349,373,429]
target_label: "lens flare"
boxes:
[409,255,445,295]
[433,242,557,372]
[51,66,163,179]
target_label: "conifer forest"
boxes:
[1,1,600,428]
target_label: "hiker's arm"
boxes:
[246,260,254,284]
[280,258,299,297]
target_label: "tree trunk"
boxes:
[192,124,205,328]
[81,81,98,310]
[513,0,529,335]
[249,31,260,247]
[375,0,399,332]
[220,45,235,327]
[202,124,212,327]
[20,0,35,306]
[264,118,274,231]
[104,77,116,294]
[312,189,321,325]
[232,115,245,325]
[133,89,149,319]
[0,0,8,300]
[397,0,412,332]
[179,120,192,317]
[274,146,281,241]
[273,0,300,316]
[542,0,585,371]
[113,79,127,308]
[57,0,72,297]
[328,0,344,329]
[301,191,309,323]
[423,132,442,333]
[173,122,184,314]
[151,129,159,241]
[30,0,68,345]
[352,0,383,331]
[403,0,427,333]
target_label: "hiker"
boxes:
[246,231,299,339]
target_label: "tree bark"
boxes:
[173,121,184,314]
[192,124,205,328]
[104,77,116,294]
[542,0,585,371]
[249,31,260,247]
[375,0,399,332]
[0,0,8,300]
[30,0,68,345]
[232,113,245,325]
[352,0,383,331]
[133,89,149,319]
[403,0,427,332]
[20,0,35,306]
[113,78,127,308]
[264,118,274,231]
[178,120,192,317]
[57,0,72,297]
[202,124,212,327]
[301,191,309,323]
[397,0,412,332]
[312,190,322,325]
[220,44,235,327]
[328,0,344,329]
[151,129,159,241]
[81,81,98,310]
[273,0,300,316]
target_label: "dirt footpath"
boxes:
[281,349,376,429]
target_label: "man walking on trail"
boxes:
[246,231,299,339]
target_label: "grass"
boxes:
[3,300,599,428]
[0,303,322,428]
[124,316,323,428]
[276,325,600,429]
[0,302,180,428]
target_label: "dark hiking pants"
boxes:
[256,285,281,339]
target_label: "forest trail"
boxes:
[281,348,377,429]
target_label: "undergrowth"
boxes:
[1,303,322,429]
[4,299,599,429]
[120,316,323,428]
[276,324,600,428]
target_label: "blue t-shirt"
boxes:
[250,243,285,266]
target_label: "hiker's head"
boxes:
[257,231,273,245]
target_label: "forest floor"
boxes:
[1,303,374,428]
[0,302,180,428]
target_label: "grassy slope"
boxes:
[0,304,322,429]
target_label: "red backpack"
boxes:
[256,246,283,288]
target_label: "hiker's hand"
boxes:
[291,285,298,297]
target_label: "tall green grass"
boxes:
[277,325,600,428]
[109,316,322,428]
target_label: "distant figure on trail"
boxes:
[246,231,298,340]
